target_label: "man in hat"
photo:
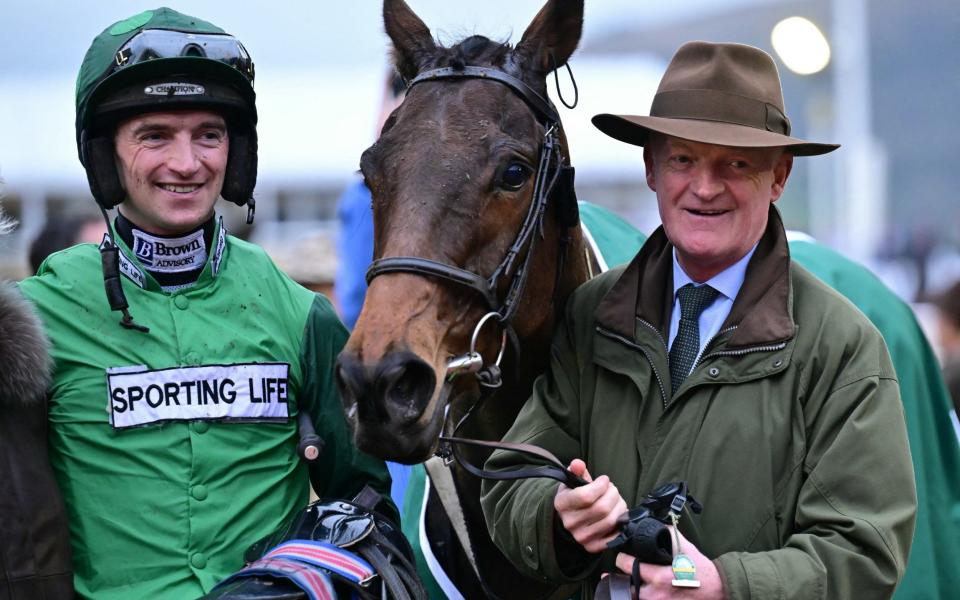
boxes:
[482,42,916,598]
[17,8,392,599]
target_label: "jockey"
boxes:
[18,8,393,599]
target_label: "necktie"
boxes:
[669,284,720,395]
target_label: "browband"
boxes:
[408,66,560,125]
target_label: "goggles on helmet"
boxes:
[106,28,255,87]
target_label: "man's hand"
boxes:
[553,459,627,553]
[614,526,726,599]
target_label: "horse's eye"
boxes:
[499,163,532,191]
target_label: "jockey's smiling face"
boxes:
[644,133,793,282]
[114,109,229,236]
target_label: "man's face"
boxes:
[114,109,228,235]
[644,134,793,282]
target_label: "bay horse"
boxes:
[335,0,592,597]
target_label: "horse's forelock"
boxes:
[418,35,547,99]
[429,35,513,71]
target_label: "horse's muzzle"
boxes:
[336,348,437,429]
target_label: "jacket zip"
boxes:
[596,325,668,409]
[599,324,787,408]
[636,318,668,350]
[699,341,787,364]
[639,319,741,401]
[692,325,738,371]
[635,318,671,408]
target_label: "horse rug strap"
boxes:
[424,456,482,582]
[212,555,339,600]
[263,541,376,586]
[209,541,374,600]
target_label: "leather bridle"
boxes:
[364,64,587,490]
[364,65,576,361]
[361,64,589,600]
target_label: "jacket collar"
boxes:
[595,205,795,349]
[103,216,229,292]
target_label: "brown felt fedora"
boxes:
[593,41,839,156]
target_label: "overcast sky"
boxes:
[0,0,767,76]
[0,0,769,190]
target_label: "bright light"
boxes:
[771,16,831,75]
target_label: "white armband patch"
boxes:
[107,363,291,429]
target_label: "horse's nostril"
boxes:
[379,355,436,424]
[389,369,424,418]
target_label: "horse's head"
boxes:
[336,0,585,463]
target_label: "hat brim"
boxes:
[592,113,839,157]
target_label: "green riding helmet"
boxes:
[75,7,258,213]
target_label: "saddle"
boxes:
[203,486,426,600]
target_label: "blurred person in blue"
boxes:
[17,8,393,599]
[335,71,405,330]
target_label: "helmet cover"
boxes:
[76,7,258,209]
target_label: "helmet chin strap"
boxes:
[98,206,149,333]
[245,197,255,224]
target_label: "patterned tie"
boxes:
[669,284,720,395]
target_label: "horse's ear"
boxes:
[383,0,437,82]
[514,0,584,74]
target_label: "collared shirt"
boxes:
[668,243,758,373]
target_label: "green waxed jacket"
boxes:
[18,219,392,600]
[482,208,917,599]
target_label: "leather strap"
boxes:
[355,524,427,600]
[439,436,588,488]
[594,573,633,600]
[408,66,560,124]
[366,256,497,308]
[356,542,411,600]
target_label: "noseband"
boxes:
[364,65,579,383]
